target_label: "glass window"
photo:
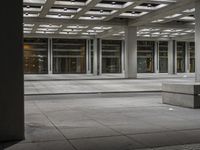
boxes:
[102,40,122,73]
[177,42,186,73]
[189,42,195,73]
[24,38,48,74]
[90,40,94,74]
[159,41,168,73]
[53,39,86,74]
[137,41,154,73]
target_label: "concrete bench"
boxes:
[162,83,200,108]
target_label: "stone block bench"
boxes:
[162,83,200,108]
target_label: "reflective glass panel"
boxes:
[24,38,48,74]
[137,41,154,73]
[53,39,86,74]
[102,40,122,73]
[189,42,195,73]
[177,42,185,73]
[159,41,168,73]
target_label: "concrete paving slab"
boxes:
[128,131,187,148]
[70,135,146,150]
[3,140,75,150]
[60,126,120,139]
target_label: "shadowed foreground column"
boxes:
[195,0,200,82]
[0,0,24,141]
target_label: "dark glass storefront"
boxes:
[177,42,186,73]
[159,41,168,73]
[189,42,195,73]
[24,38,48,74]
[53,39,86,74]
[137,41,154,73]
[102,40,122,73]
[24,38,195,75]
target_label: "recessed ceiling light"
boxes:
[26,5,30,8]
[147,4,152,7]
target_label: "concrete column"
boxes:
[195,0,200,81]
[87,40,91,74]
[124,26,137,78]
[185,42,190,73]
[86,39,90,74]
[168,40,176,74]
[48,38,53,74]
[154,41,159,73]
[98,39,102,75]
[121,40,125,74]
[0,0,24,141]
[93,38,98,75]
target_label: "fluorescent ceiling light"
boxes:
[24,31,31,33]
[59,32,78,35]
[151,0,176,2]
[23,13,39,17]
[185,30,195,33]
[165,14,182,19]
[152,19,164,23]
[23,0,46,4]
[37,28,58,31]
[63,29,82,32]
[67,25,88,29]
[39,24,62,28]
[120,12,148,17]
[24,28,32,31]
[135,4,167,10]
[82,32,97,35]
[183,8,195,13]
[24,24,34,27]
[36,31,54,34]
[113,34,121,36]
[93,26,112,30]
[180,16,195,21]
[79,16,105,20]
[46,14,73,19]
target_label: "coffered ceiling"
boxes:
[23,0,196,41]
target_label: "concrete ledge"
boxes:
[162,83,200,108]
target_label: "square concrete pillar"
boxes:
[168,40,176,74]
[124,26,137,78]
[93,38,98,75]
[0,0,24,141]
[185,42,190,73]
[154,41,159,73]
[48,38,53,74]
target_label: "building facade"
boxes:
[24,37,195,75]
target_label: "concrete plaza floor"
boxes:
[1,93,200,150]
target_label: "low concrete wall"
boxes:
[162,83,200,108]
